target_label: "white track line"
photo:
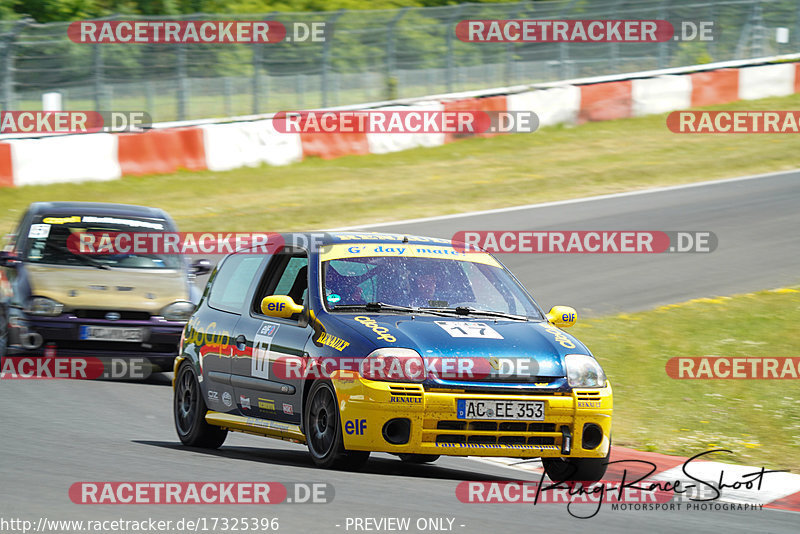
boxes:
[325,168,799,231]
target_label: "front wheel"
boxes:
[304,381,369,470]
[174,361,227,449]
[542,445,610,482]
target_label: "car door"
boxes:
[200,252,267,412]
[230,250,313,425]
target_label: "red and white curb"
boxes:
[471,447,800,512]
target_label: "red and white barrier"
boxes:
[117,127,206,176]
[7,133,121,186]
[578,80,634,123]
[690,68,739,107]
[507,86,580,126]
[738,63,796,100]
[632,75,692,116]
[201,119,302,171]
[1,59,799,187]
[366,102,446,154]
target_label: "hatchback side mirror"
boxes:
[0,251,21,267]
[546,305,577,327]
[191,258,211,276]
[261,295,304,318]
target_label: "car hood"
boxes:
[327,313,592,381]
[25,264,189,313]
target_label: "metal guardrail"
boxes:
[0,0,798,122]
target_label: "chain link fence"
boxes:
[0,0,797,122]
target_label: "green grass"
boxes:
[570,287,800,472]
[3,93,800,234]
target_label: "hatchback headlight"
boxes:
[24,297,64,316]
[564,353,607,388]
[160,301,196,321]
[359,348,426,382]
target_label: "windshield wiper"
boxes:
[331,302,453,317]
[48,244,110,270]
[417,306,529,321]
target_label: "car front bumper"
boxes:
[7,312,183,370]
[333,374,612,458]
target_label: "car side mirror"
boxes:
[191,258,211,276]
[0,250,21,267]
[261,295,304,318]
[546,305,577,327]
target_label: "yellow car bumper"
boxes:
[333,373,612,458]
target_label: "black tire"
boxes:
[174,361,227,449]
[542,444,610,482]
[398,454,440,464]
[304,380,370,470]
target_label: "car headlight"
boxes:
[359,348,426,382]
[564,353,607,388]
[24,297,64,316]
[160,301,196,322]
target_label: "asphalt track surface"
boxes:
[2,171,799,533]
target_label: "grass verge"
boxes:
[2,93,800,233]
[570,287,800,472]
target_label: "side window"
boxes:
[253,253,309,317]
[208,255,265,312]
[273,256,308,298]
[4,211,27,253]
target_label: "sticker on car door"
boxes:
[251,322,279,379]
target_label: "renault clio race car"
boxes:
[0,202,210,370]
[173,232,612,480]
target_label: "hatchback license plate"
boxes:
[457,399,544,420]
[79,326,144,342]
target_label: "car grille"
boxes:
[389,385,424,398]
[575,390,602,401]
[73,309,152,321]
[426,420,559,446]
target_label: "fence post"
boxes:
[750,1,766,58]
[223,77,232,117]
[446,4,464,93]
[386,7,409,100]
[93,42,104,111]
[177,42,187,120]
[296,73,304,109]
[735,1,759,59]
[322,9,345,108]
[658,0,669,68]
[145,80,155,120]
[558,0,577,80]
[1,19,28,111]
[505,3,527,86]
[252,43,262,114]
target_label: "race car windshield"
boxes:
[322,256,543,319]
[24,215,181,270]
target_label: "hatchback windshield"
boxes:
[24,214,181,270]
[322,255,542,318]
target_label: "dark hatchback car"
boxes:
[0,202,209,370]
[174,232,612,480]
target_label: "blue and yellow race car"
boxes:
[173,232,612,480]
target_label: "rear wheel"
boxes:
[174,361,227,448]
[542,444,610,482]
[398,454,440,464]
[304,381,369,470]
